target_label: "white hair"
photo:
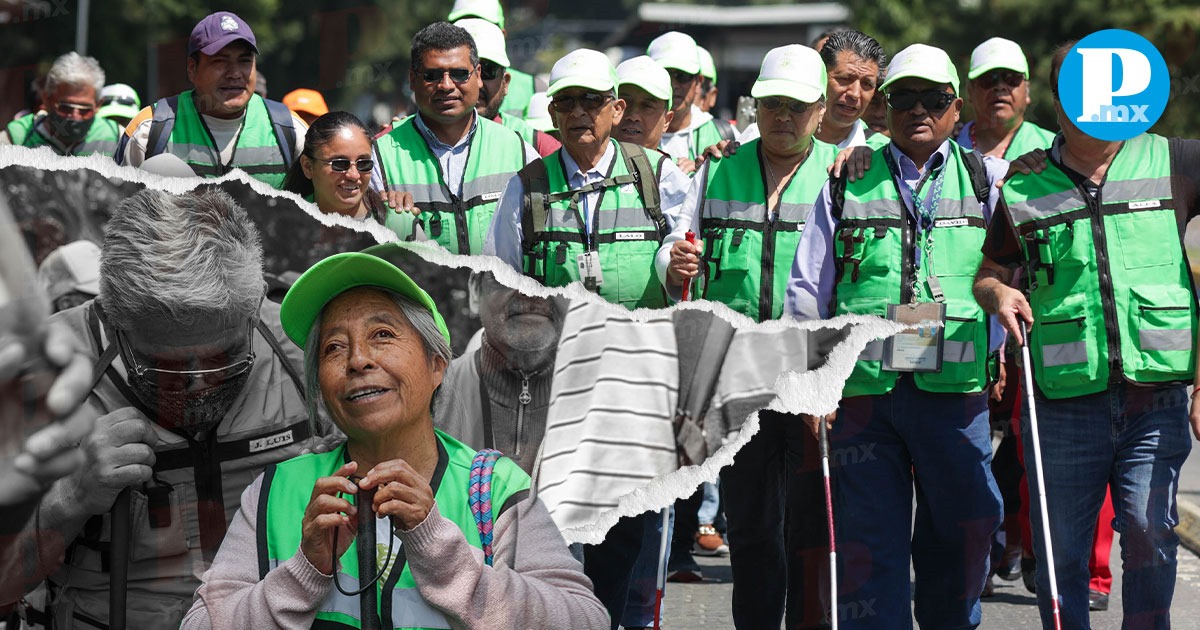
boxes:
[99,188,265,332]
[44,52,105,95]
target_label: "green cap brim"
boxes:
[98,103,139,122]
[967,61,1029,80]
[881,69,959,95]
[751,79,823,103]
[280,247,450,349]
[547,75,615,97]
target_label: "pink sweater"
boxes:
[180,474,609,629]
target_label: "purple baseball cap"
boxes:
[188,11,258,57]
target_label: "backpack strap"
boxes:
[712,117,735,143]
[469,448,504,566]
[618,141,666,239]
[958,144,991,208]
[263,98,297,168]
[518,158,552,260]
[145,95,179,159]
[829,171,850,222]
[671,310,736,466]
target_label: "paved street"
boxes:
[658,442,1200,628]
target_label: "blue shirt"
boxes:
[784,140,1009,349]
[483,140,691,271]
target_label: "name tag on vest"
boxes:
[935,218,969,228]
[249,430,294,453]
[481,191,503,202]
[615,232,647,241]
[1128,200,1161,210]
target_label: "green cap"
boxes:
[280,244,450,349]
[880,44,960,95]
[448,0,505,30]
[697,46,717,85]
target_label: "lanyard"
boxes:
[884,148,948,303]
[563,150,618,251]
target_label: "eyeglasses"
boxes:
[418,68,475,84]
[886,89,956,113]
[667,69,698,85]
[550,92,613,113]
[53,102,96,118]
[117,323,256,390]
[100,96,138,107]
[976,70,1025,90]
[316,157,374,173]
[758,96,815,115]
[480,61,505,81]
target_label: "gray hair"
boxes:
[303,289,452,428]
[44,52,105,96]
[100,188,265,332]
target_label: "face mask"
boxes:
[45,110,94,146]
[126,370,251,439]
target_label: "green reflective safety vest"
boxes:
[157,91,291,187]
[865,130,890,150]
[688,119,731,161]
[498,112,537,148]
[832,142,992,397]
[1003,133,1196,399]
[6,113,121,157]
[376,116,527,255]
[519,140,669,310]
[502,68,537,119]
[698,138,838,322]
[258,431,530,629]
[964,120,1055,160]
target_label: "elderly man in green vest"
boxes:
[1,53,121,157]
[957,37,1056,159]
[374,21,537,255]
[785,44,1006,627]
[116,11,307,188]
[974,41,1199,629]
[455,18,560,158]
[484,48,691,310]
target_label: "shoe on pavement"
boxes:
[1021,557,1037,595]
[996,548,1022,581]
[694,524,729,556]
[667,569,703,583]
[981,575,996,598]
[1089,589,1109,611]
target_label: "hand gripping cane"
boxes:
[680,231,697,302]
[819,420,838,630]
[1019,321,1062,630]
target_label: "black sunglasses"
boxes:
[550,92,613,113]
[667,69,698,84]
[418,68,474,84]
[100,95,138,107]
[976,70,1024,90]
[758,96,814,115]
[316,157,374,173]
[480,61,506,81]
[886,89,956,113]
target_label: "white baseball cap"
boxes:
[617,56,672,103]
[37,240,101,302]
[751,45,826,104]
[881,44,960,94]
[547,49,617,96]
[697,46,717,85]
[456,18,510,67]
[525,92,555,131]
[646,31,701,75]
[969,37,1029,80]
[448,0,504,29]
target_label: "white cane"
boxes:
[1019,321,1062,630]
[819,419,838,630]
[653,507,670,630]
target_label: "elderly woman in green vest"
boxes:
[181,243,607,629]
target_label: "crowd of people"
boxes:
[2,1,1199,629]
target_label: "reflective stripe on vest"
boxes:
[521,140,668,310]
[698,138,837,322]
[259,432,531,629]
[833,142,990,397]
[167,91,289,187]
[376,116,527,255]
[12,114,121,157]
[1003,132,1196,399]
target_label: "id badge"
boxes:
[882,302,945,372]
[577,251,604,292]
